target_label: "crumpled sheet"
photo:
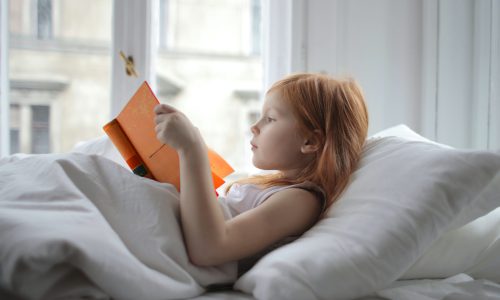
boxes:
[362,273,500,300]
[0,153,236,300]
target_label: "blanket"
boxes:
[0,153,236,300]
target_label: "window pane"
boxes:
[9,104,20,154]
[32,105,49,124]
[37,0,53,39]
[8,0,112,154]
[157,0,263,176]
[31,105,50,153]
[159,0,260,56]
[250,0,262,55]
[9,129,20,154]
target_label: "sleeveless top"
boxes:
[218,181,326,277]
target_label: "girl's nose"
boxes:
[250,122,259,135]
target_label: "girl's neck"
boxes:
[280,168,302,180]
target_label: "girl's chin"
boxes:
[252,160,275,171]
[252,158,265,169]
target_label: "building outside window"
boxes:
[8,0,112,154]
[31,105,50,153]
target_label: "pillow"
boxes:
[466,213,500,282]
[402,206,500,282]
[370,124,451,148]
[233,125,500,300]
[72,135,128,169]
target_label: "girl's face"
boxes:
[250,90,311,177]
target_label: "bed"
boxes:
[1,124,500,300]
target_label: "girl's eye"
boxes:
[266,117,275,122]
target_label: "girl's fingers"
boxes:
[154,103,177,115]
[154,112,174,125]
[154,114,165,125]
[155,124,163,135]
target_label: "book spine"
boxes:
[103,119,154,179]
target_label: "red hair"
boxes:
[227,73,369,212]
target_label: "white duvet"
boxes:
[2,127,500,300]
[0,153,236,300]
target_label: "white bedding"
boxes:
[367,273,500,300]
[2,125,500,300]
[0,153,236,300]
[233,127,500,300]
[190,274,500,300]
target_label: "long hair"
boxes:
[227,73,369,211]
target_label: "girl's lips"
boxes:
[250,142,257,150]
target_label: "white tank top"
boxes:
[217,181,326,277]
[219,181,326,219]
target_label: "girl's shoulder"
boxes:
[284,181,327,213]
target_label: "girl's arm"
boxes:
[154,104,225,264]
[154,104,321,266]
[178,138,229,265]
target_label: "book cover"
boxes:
[103,81,234,191]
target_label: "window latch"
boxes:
[119,51,138,77]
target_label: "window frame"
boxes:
[0,0,10,157]
[110,0,158,117]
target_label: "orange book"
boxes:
[103,81,234,191]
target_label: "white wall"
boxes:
[265,0,499,150]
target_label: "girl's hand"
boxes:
[154,104,202,153]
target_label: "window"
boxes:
[158,0,259,55]
[156,0,263,176]
[31,105,50,153]
[9,104,20,154]
[159,0,170,50]
[37,0,52,39]
[8,0,112,154]
[2,0,264,177]
[8,102,52,154]
[250,0,262,55]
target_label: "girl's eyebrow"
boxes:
[264,106,285,116]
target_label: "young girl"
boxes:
[154,73,369,275]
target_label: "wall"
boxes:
[265,0,499,150]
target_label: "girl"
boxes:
[154,73,369,275]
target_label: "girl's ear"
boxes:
[301,130,322,154]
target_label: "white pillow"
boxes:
[403,205,500,282]
[72,135,128,169]
[371,124,451,148]
[234,125,500,300]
